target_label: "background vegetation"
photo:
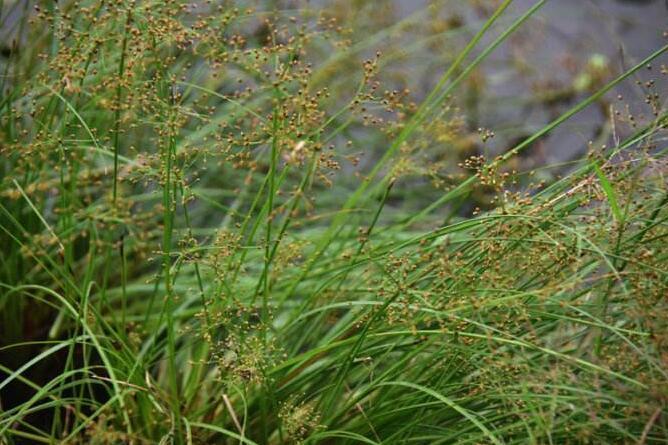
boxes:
[1,0,667,443]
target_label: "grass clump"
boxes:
[1,0,667,444]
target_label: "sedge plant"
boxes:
[0,0,667,444]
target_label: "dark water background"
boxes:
[389,0,668,163]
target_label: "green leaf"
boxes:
[593,162,623,223]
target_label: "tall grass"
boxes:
[1,0,667,444]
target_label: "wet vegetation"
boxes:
[0,0,667,443]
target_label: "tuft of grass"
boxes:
[1,1,667,444]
